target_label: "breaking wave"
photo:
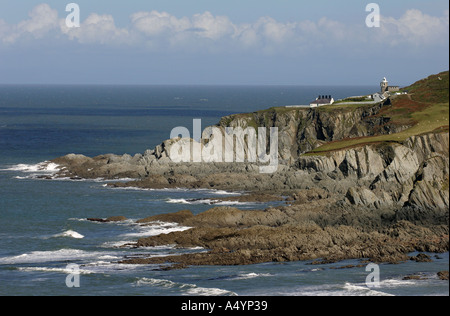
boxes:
[166,198,254,206]
[134,277,238,296]
[51,230,85,239]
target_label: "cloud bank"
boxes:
[0,3,449,60]
[0,3,448,54]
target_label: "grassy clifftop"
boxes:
[404,70,449,103]
[218,71,448,159]
[307,71,449,155]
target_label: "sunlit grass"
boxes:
[306,101,449,155]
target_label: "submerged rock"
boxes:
[437,271,449,281]
[87,216,127,223]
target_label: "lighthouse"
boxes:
[380,77,388,94]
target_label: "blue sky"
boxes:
[0,0,448,85]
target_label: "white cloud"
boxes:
[190,11,236,40]
[0,3,448,53]
[130,10,236,48]
[1,3,59,43]
[18,3,59,35]
[0,18,10,39]
[61,13,130,45]
[380,9,449,46]
[130,10,190,37]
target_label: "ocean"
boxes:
[0,85,448,297]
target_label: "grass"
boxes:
[405,70,449,104]
[307,102,448,155]
[317,102,377,112]
[333,96,373,104]
[305,71,449,155]
[219,71,449,157]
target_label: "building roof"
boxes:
[310,98,333,105]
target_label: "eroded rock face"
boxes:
[48,101,449,268]
[295,132,449,211]
[218,100,405,163]
[51,131,449,213]
[116,203,448,267]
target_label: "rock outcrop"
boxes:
[218,99,412,162]
[296,132,449,211]
[51,131,449,212]
[117,204,448,267]
[47,74,449,268]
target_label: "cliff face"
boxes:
[50,72,449,267]
[218,100,409,163]
[51,89,448,213]
[52,131,449,213]
[296,132,449,211]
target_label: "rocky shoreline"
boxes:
[52,131,448,269]
[46,89,449,270]
[113,198,448,268]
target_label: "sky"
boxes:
[0,0,448,85]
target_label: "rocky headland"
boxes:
[51,71,449,269]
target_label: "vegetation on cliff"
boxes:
[307,71,449,154]
[52,71,449,268]
[218,71,449,158]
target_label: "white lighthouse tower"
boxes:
[380,77,388,94]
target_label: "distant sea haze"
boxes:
[0,85,376,161]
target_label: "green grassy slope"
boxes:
[306,71,449,155]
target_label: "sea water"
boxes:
[0,85,448,296]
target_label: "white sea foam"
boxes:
[0,249,103,264]
[3,162,60,173]
[165,198,254,206]
[276,282,395,296]
[17,266,94,275]
[101,178,136,183]
[4,162,138,183]
[52,230,85,239]
[379,279,418,287]
[342,283,394,296]
[3,161,61,181]
[184,287,238,296]
[68,217,88,222]
[208,189,242,196]
[16,259,153,275]
[106,186,155,191]
[105,186,242,196]
[166,198,193,204]
[232,272,273,280]
[121,221,191,238]
[134,277,238,296]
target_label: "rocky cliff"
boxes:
[218,99,410,163]
[49,71,450,267]
[298,131,449,211]
[51,130,449,213]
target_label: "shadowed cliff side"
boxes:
[49,71,449,267]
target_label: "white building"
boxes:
[310,95,334,107]
[371,92,385,103]
[381,77,399,94]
